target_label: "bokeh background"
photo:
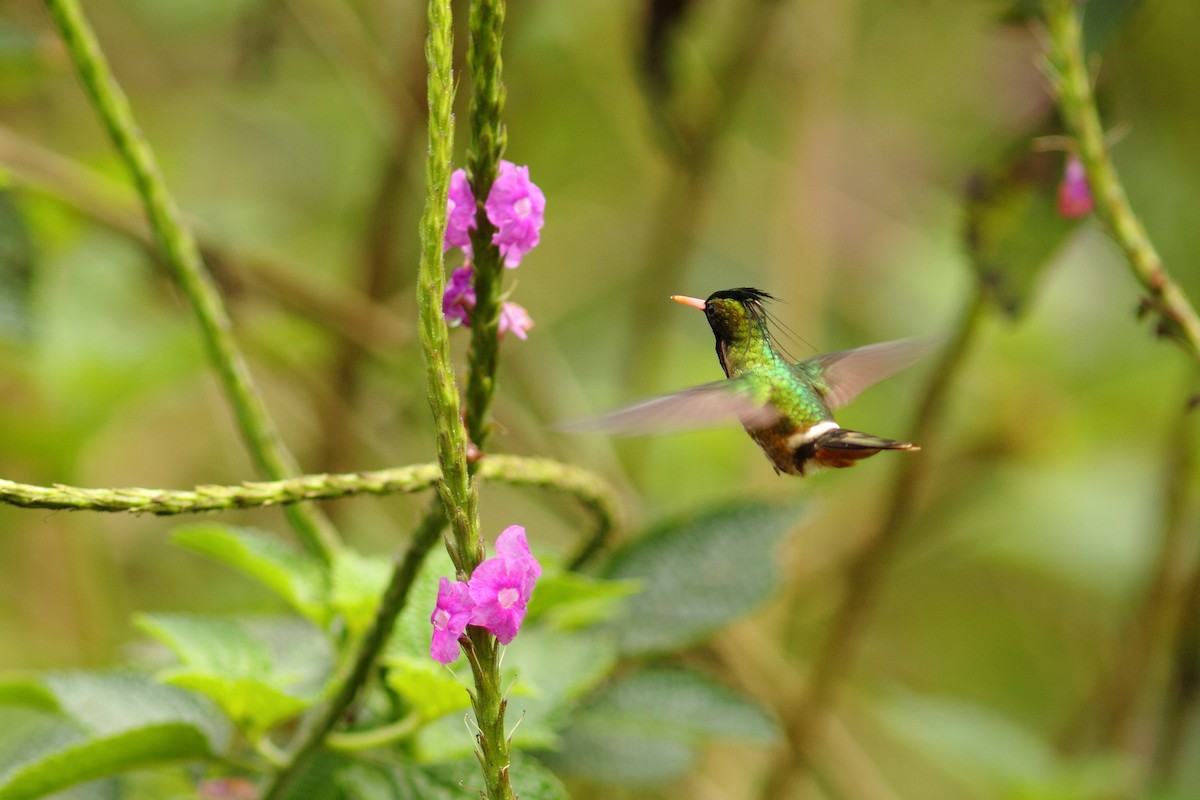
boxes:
[1,0,1199,797]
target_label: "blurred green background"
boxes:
[1,0,1199,797]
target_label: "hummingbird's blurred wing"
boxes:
[805,337,938,410]
[556,378,779,436]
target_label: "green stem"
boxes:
[1043,0,1200,366]
[0,455,618,549]
[260,500,446,799]
[325,713,423,752]
[415,0,480,573]
[762,287,988,796]
[40,0,340,562]
[464,0,508,452]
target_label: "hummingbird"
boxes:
[567,288,933,476]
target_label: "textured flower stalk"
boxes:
[0,455,616,536]
[40,0,340,563]
[415,0,480,574]
[1043,0,1200,365]
[463,0,509,452]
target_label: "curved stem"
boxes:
[1043,0,1200,366]
[40,0,340,562]
[325,713,423,752]
[0,455,618,555]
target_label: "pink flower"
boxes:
[467,525,541,645]
[494,524,542,582]
[442,266,476,327]
[485,161,545,268]
[1057,154,1094,219]
[468,559,534,645]
[498,301,534,340]
[445,169,477,253]
[430,577,474,664]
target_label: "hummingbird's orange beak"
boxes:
[671,295,706,311]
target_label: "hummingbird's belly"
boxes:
[746,419,838,476]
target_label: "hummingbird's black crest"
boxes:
[702,288,792,372]
[706,287,776,307]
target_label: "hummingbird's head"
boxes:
[672,288,777,375]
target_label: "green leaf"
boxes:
[0,725,209,800]
[337,755,568,800]
[159,673,309,736]
[239,616,335,699]
[542,667,779,786]
[385,547,457,661]
[601,500,803,656]
[135,614,317,733]
[331,548,392,637]
[0,674,227,800]
[525,569,641,630]
[137,614,272,675]
[542,725,693,786]
[499,627,618,749]
[0,190,35,341]
[172,525,329,624]
[41,672,229,749]
[381,657,471,722]
[964,138,1081,318]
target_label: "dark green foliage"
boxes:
[602,500,804,655]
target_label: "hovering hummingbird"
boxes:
[567,288,933,476]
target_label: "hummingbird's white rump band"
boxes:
[788,420,840,448]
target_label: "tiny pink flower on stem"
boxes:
[1057,154,1094,219]
[429,526,542,661]
[430,577,474,664]
[467,524,542,644]
[494,524,542,583]
[468,559,534,644]
[499,301,534,340]
[445,169,477,253]
[442,265,476,327]
[485,161,546,268]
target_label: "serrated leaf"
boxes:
[542,667,778,786]
[172,525,329,624]
[0,678,57,712]
[525,569,641,630]
[499,627,618,749]
[0,725,209,800]
[386,547,457,660]
[41,672,229,749]
[382,657,471,722]
[337,755,568,800]
[136,614,272,676]
[578,667,778,744]
[159,673,309,735]
[964,140,1081,318]
[601,500,803,655]
[0,674,227,800]
[543,724,694,786]
[238,616,335,699]
[135,615,316,733]
[0,191,35,341]
[331,548,391,636]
